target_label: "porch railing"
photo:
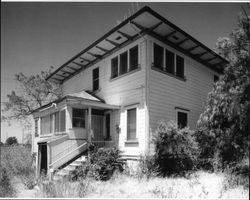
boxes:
[48,136,87,171]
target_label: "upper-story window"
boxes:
[111,57,118,79]
[154,43,164,70]
[165,49,175,74]
[120,52,128,75]
[111,45,139,79]
[153,42,185,79]
[129,45,138,71]
[93,67,99,91]
[176,55,184,78]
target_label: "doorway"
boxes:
[39,144,47,175]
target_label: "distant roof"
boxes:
[47,6,228,83]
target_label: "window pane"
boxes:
[73,109,85,128]
[129,45,138,71]
[60,110,66,132]
[35,119,38,137]
[176,55,184,78]
[177,111,187,129]
[93,68,99,91]
[120,51,128,75]
[54,112,59,132]
[165,49,175,74]
[154,43,164,70]
[111,57,118,78]
[127,108,136,140]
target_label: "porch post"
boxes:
[88,107,92,143]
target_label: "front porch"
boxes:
[33,91,120,175]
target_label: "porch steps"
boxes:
[52,155,87,181]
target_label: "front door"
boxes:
[92,114,104,147]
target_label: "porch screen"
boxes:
[41,114,53,135]
[127,108,137,140]
[54,110,66,132]
[72,108,85,128]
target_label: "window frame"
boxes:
[175,108,189,129]
[92,67,99,91]
[152,42,186,81]
[40,114,54,136]
[126,106,138,142]
[153,43,164,70]
[110,45,139,80]
[72,108,86,128]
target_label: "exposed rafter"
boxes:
[87,52,102,59]
[66,66,78,71]
[105,39,120,47]
[204,57,216,63]
[148,22,163,32]
[72,61,85,68]
[130,21,146,31]
[79,57,91,63]
[96,45,109,53]
[61,70,71,75]
[176,38,189,46]
[117,30,133,40]
[52,77,62,82]
[194,51,208,58]
[165,30,177,38]
[55,74,67,78]
[187,45,199,51]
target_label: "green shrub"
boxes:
[75,147,124,181]
[153,121,198,176]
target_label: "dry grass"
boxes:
[34,171,249,199]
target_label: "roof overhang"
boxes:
[46,6,228,84]
[32,91,120,118]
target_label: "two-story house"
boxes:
[32,6,227,175]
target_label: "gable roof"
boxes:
[46,6,228,83]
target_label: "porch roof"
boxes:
[46,6,228,84]
[32,91,120,115]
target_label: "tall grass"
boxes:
[0,145,36,197]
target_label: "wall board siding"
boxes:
[62,37,147,155]
[147,36,217,154]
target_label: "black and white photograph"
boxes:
[1,1,249,199]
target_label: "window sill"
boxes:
[151,66,186,82]
[125,140,139,147]
[110,65,141,82]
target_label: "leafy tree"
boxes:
[3,67,62,121]
[5,137,18,145]
[197,9,250,168]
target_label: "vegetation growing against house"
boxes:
[197,10,249,187]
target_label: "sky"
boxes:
[1,2,247,143]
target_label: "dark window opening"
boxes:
[177,111,188,129]
[72,108,85,128]
[105,113,111,140]
[129,45,138,71]
[165,49,175,74]
[127,108,137,140]
[120,51,128,75]
[93,67,99,91]
[214,75,219,82]
[176,55,184,78]
[154,43,164,70]
[111,57,118,78]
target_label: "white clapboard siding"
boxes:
[147,37,216,153]
[62,37,147,154]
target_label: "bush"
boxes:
[5,136,18,145]
[75,147,124,181]
[153,121,198,176]
[0,167,15,197]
